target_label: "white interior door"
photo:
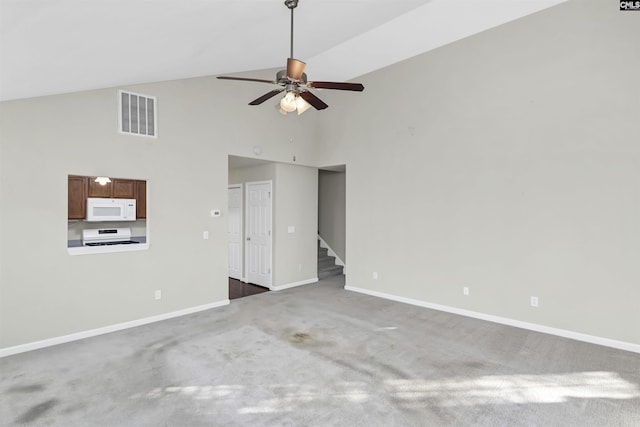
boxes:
[245,181,272,287]
[228,185,243,280]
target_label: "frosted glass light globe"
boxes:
[280,92,297,113]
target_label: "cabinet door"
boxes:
[68,176,88,219]
[135,180,147,219]
[112,179,136,198]
[88,178,112,197]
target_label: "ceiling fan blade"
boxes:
[307,81,364,92]
[217,76,278,84]
[249,89,285,105]
[299,91,328,110]
[286,58,306,81]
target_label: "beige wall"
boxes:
[316,0,640,345]
[229,163,277,187]
[273,162,318,286]
[0,73,320,349]
[318,170,346,262]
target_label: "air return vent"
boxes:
[119,90,157,137]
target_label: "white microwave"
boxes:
[86,198,136,222]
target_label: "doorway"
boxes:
[317,165,347,278]
[228,181,272,299]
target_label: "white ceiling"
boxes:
[0,0,566,102]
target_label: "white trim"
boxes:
[318,235,346,274]
[68,243,149,256]
[228,183,243,281]
[0,299,230,358]
[270,277,318,291]
[344,285,640,354]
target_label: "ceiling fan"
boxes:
[216,0,364,115]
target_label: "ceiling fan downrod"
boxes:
[284,0,299,58]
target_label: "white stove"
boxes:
[82,228,140,246]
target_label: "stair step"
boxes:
[318,264,344,279]
[317,239,344,278]
[318,257,336,269]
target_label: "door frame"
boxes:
[245,180,273,287]
[227,183,243,281]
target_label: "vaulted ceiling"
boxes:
[0,0,566,101]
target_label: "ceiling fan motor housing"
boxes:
[284,83,298,94]
[277,69,307,84]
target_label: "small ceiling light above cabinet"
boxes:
[95,177,111,186]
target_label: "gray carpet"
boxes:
[2,275,639,426]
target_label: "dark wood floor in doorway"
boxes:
[229,278,269,300]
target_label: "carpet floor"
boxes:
[1,275,639,426]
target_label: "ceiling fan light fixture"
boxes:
[296,95,312,115]
[280,91,297,113]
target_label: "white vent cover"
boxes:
[119,90,157,137]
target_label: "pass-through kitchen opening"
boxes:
[67,175,148,253]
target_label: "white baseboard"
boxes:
[344,285,640,354]
[0,299,230,358]
[318,235,346,274]
[271,277,318,291]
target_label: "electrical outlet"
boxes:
[373,272,378,280]
[155,290,162,300]
[463,287,469,296]
[530,296,539,307]
[203,231,209,240]
[298,264,302,272]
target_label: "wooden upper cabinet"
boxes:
[135,180,147,219]
[112,179,136,199]
[88,178,112,198]
[68,175,88,220]
[70,176,146,220]
[88,178,136,199]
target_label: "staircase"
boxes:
[318,240,344,279]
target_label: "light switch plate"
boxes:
[287,226,295,233]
